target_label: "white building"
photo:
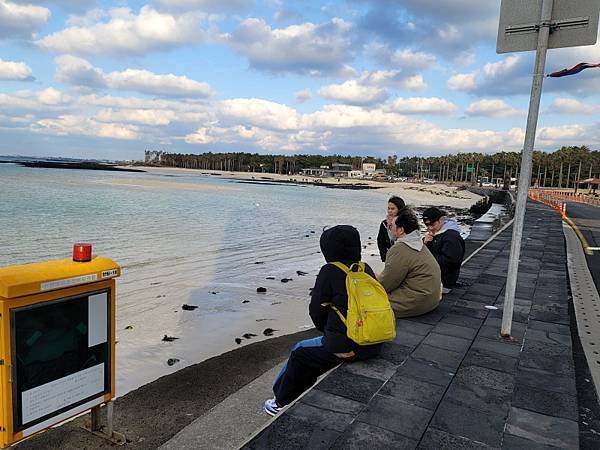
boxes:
[362,163,376,174]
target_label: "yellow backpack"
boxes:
[324,261,396,345]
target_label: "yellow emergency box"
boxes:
[0,254,120,448]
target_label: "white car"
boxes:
[423,178,436,184]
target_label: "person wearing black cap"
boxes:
[377,196,406,262]
[263,225,381,416]
[422,207,465,293]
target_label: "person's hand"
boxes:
[423,233,433,243]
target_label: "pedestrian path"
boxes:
[241,200,584,449]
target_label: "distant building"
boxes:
[301,167,328,176]
[362,163,376,174]
[301,162,353,178]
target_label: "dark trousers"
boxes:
[273,345,341,406]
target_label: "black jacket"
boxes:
[425,226,465,288]
[309,225,381,357]
[376,220,392,262]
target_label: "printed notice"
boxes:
[88,292,108,347]
[40,274,97,291]
[21,364,104,425]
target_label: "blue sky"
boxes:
[1,0,599,161]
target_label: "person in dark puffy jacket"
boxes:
[422,207,465,293]
[377,196,406,262]
[264,225,381,416]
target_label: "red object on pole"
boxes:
[73,243,92,262]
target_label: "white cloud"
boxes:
[318,80,388,106]
[55,55,106,87]
[387,97,457,115]
[295,88,311,103]
[0,0,50,39]
[219,98,300,130]
[35,6,205,55]
[227,17,355,76]
[106,69,212,98]
[447,73,476,91]
[359,70,427,91]
[55,56,212,98]
[0,58,33,80]
[33,115,139,140]
[548,98,600,115]
[95,108,178,126]
[389,49,436,70]
[465,99,522,118]
[3,84,600,155]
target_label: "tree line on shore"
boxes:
[145,145,599,188]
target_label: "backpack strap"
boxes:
[322,261,366,325]
[320,302,347,325]
[330,261,365,273]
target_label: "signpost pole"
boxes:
[501,0,554,337]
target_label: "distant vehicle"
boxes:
[395,176,408,182]
[423,178,436,184]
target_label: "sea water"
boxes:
[0,163,472,394]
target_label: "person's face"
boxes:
[390,221,405,239]
[425,217,443,234]
[387,202,400,217]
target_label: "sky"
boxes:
[1,0,600,161]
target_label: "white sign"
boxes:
[21,363,104,424]
[88,292,108,347]
[40,274,97,291]
[497,0,600,53]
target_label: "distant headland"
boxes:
[0,159,146,173]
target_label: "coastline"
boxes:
[132,165,482,210]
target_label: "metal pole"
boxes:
[501,0,553,337]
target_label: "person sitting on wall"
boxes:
[422,207,465,294]
[263,225,381,416]
[378,207,442,317]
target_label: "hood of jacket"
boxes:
[396,229,423,251]
[320,225,361,262]
[435,218,461,236]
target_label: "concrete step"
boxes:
[158,362,283,450]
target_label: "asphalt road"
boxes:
[565,202,600,287]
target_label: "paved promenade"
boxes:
[242,200,584,449]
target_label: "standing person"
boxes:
[422,207,465,294]
[264,225,381,416]
[379,208,442,317]
[377,196,406,262]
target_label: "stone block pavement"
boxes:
[242,200,583,449]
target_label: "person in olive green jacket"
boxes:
[378,207,442,318]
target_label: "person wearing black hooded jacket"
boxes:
[264,225,381,416]
[377,196,406,262]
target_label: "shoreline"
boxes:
[135,165,483,210]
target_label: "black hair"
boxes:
[388,196,406,211]
[422,207,445,224]
[394,207,419,234]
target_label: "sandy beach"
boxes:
[134,166,481,209]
